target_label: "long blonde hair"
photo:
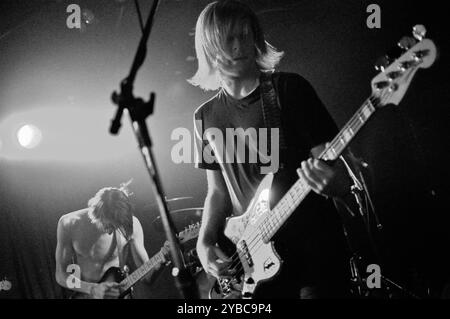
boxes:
[188,0,284,91]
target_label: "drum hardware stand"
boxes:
[109,0,198,298]
[341,155,420,299]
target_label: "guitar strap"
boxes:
[114,230,134,299]
[260,71,287,167]
[114,230,129,271]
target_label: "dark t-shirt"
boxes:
[194,72,337,215]
[194,72,349,297]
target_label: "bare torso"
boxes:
[66,209,128,283]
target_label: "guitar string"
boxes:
[123,225,200,289]
[234,93,384,265]
[219,97,378,282]
[239,93,381,250]
[218,52,430,288]
[222,96,378,267]
[228,91,389,280]
[220,99,376,283]
[217,94,384,294]
[123,251,163,288]
[218,91,391,292]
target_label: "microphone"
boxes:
[110,91,124,135]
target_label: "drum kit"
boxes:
[145,196,213,298]
[148,196,202,231]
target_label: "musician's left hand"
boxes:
[160,241,171,266]
[297,157,351,198]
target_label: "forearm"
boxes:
[56,272,96,295]
[198,191,229,247]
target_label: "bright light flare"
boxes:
[0,106,135,163]
[17,124,42,149]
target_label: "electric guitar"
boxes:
[72,222,201,299]
[210,26,437,299]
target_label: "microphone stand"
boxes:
[341,155,420,299]
[109,0,198,299]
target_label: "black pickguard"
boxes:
[68,266,130,299]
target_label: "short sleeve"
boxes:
[193,109,221,170]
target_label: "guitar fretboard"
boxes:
[121,248,165,291]
[259,96,378,242]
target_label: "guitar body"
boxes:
[210,165,340,299]
[210,32,437,299]
[69,267,130,299]
[222,174,282,298]
[212,168,322,299]
[99,266,127,284]
[68,223,201,299]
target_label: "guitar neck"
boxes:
[261,96,378,241]
[121,248,165,291]
[118,223,200,292]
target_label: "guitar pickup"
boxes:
[238,241,254,268]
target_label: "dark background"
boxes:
[0,0,448,299]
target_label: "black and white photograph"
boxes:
[0,0,448,304]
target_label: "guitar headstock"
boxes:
[177,222,201,243]
[371,25,437,107]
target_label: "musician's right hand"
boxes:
[90,282,123,299]
[196,242,232,279]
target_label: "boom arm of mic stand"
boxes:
[108,0,198,298]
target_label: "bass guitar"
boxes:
[211,25,437,299]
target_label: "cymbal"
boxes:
[142,196,194,210]
[169,207,203,214]
[165,196,193,202]
[152,207,203,232]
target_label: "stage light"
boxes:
[17,124,42,149]
[0,106,137,162]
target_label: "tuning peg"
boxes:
[374,81,390,90]
[399,60,418,71]
[412,49,429,59]
[374,55,391,72]
[412,24,426,41]
[398,36,416,51]
[386,70,403,80]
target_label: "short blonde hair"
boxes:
[87,182,134,239]
[188,0,284,91]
